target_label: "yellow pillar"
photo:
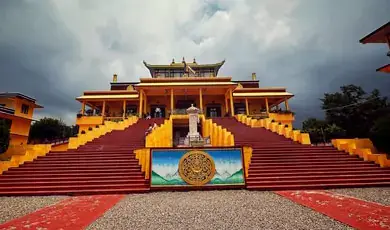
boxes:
[102,101,106,117]
[81,102,86,114]
[229,89,235,116]
[143,91,147,114]
[199,88,203,113]
[285,99,290,111]
[245,98,249,116]
[123,100,126,119]
[225,94,229,114]
[139,90,143,118]
[170,89,174,114]
[265,98,269,114]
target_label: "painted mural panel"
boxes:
[151,148,245,187]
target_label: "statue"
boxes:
[184,104,201,146]
[178,104,210,147]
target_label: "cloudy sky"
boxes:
[0,0,389,126]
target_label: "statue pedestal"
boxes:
[183,104,207,147]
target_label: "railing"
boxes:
[189,136,211,147]
[171,109,204,115]
[249,113,269,119]
[0,105,15,115]
[104,117,124,122]
[29,138,69,145]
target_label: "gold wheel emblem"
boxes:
[179,150,216,186]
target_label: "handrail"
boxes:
[29,138,69,145]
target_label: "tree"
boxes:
[324,123,346,140]
[0,119,11,154]
[321,84,389,138]
[28,117,76,143]
[302,118,346,144]
[302,118,327,144]
[369,114,390,154]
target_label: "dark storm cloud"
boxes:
[0,0,82,120]
[0,0,389,126]
[244,0,390,126]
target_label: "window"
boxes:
[21,104,29,114]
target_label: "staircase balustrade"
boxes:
[0,144,52,174]
[332,139,390,167]
[69,116,139,149]
[134,148,151,179]
[145,118,173,147]
[235,114,311,145]
[202,118,234,147]
[211,117,390,189]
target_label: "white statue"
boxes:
[186,104,200,137]
[184,104,201,146]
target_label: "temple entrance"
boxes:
[206,104,222,118]
[150,105,166,118]
[176,100,196,109]
[234,103,246,115]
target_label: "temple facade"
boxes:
[75,58,295,134]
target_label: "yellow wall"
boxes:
[13,98,36,120]
[51,142,69,152]
[9,134,28,145]
[268,113,294,127]
[76,116,104,125]
[9,117,31,136]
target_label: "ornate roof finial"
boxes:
[193,57,196,63]
[252,72,257,80]
[182,57,185,63]
[172,58,175,64]
[113,73,118,83]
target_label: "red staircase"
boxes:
[0,118,164,196]
[212,117,390,190]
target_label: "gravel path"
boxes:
[330,187,390,205]
[0,196,66,224]
[88,190,351,230]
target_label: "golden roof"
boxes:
[135,82,237,87]
[143,59,226,77]
[76,94,139,100]
[233,92,293,98]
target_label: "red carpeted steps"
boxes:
[212,117,390,190]
[0,118,164,196]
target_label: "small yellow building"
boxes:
[0,93,43,145]
[75,58,295,135]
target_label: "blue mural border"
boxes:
[149,146,247,190]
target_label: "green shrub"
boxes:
[0,119,11,154]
